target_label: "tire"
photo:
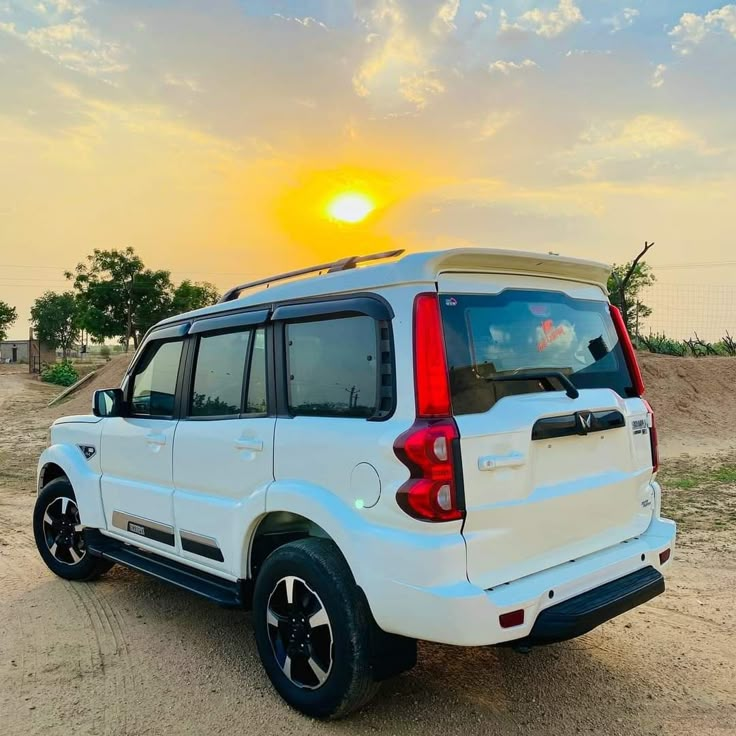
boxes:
[33,478,114,581]
[253,537,380,719]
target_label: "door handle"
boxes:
[145,432,167,446]
[234,438,263,452]
[478,453,525,471]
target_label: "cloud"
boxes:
[604,7,639,34]
[670,4,736,54]
[489,59,539,75]
[556,115,715,182]
[0,0,126,77]
[500,0,584,39]
[273,13,329,30]
[352,0,460,104]
[399,70,445,108]
[163,73,202,94]
[651,64,667,89]
[432,0,460,33]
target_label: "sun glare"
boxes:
[326,192,375,223]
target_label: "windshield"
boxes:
[440,289,636,415]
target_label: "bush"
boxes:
[99,345,111,361]
[41,360,79,387]
[636,332,688,357]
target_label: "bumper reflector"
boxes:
[659,548,671,565]
[499,609,525,629]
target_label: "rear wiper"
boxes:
[486,370,580,400]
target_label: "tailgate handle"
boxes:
[478,453,525,471]
[234,438,263,452]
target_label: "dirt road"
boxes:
[1,366,735,736]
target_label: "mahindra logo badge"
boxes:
[575,411,593,435]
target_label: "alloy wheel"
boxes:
[266,575,333,690]
[42,496,86,565]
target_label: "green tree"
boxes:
[171,280,220,313]
[30,291,80,358]
[66,247,173,351]
[0,300,17,342]
[607,241,656,335]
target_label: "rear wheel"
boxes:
[253,538,379,719]
[33,478,114,581]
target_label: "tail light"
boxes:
[642,398,659,473]
[394,293,463,522]
[413,293,452,418]
[394,420,463,522]
[609,305,645,397]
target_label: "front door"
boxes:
[172,326,274,574]
[100,338,185,553]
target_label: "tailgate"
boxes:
[438,274,656,589]
[456,391,655,589]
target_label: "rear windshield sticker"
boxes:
[537,319,567,352]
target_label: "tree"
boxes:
[66,247,173,351]
[30,292,80,358]
[171,280,220,313]
[607,241,656,335]
[0,301,17,342]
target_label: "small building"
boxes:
[0,337,56,370]
[0,339,29,363]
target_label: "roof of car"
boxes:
[156,247,611,327]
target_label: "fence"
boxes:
[636,282,736,343]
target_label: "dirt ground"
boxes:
[1,360,735,736]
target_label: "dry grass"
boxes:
[659,452,736,533]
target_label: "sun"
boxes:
[326,192,375,223]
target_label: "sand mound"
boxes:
[640,353,736,458]
[53,353,131,417]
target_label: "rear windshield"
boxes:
[440,290,636,415]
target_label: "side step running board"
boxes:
[86,531,247,608]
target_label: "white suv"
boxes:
[34,248,676,718]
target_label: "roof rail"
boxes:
[217,249,405,303]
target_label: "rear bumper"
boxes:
[363,515,676,647]
[511,565,664,647]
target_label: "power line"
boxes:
[0,263,260,277]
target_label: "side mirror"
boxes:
[93,388,125,418]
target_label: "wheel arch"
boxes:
[248,511,336,580]
[38,461,69,492]
[37,445,107,529]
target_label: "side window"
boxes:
[191,330,250,417]
[286,316,378,418]
[130,340,184,417]
[245,328,267,414]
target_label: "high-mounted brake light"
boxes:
[394,293,463,522]
[642,398,660,473]
[609,305,645,397]
[413,293,452,418]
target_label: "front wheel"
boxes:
[252,538,379,719]
[33,478,114,581]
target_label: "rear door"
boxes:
[172,321,274,575]
[439,273,656,590]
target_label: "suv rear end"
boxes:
[369,264,675,647]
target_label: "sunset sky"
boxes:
[1,1,735,338]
